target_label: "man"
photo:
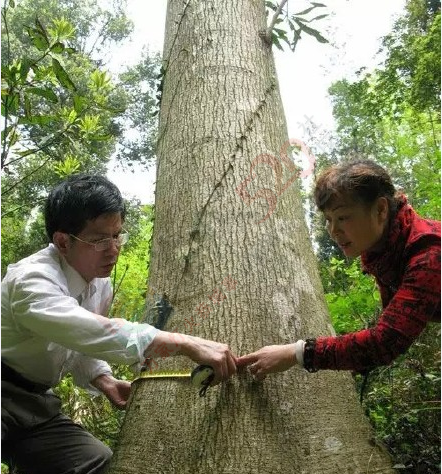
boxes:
[1,174,237,473]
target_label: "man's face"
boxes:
[323,196,388,258]
[62,212,124,282]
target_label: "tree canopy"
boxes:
[1,0,160,275]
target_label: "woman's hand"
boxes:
[236,344,297,380]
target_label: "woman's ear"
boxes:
[377,197,389,223]
[53,231,71,256]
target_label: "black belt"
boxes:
[1,361,51,393]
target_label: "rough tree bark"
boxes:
[109,1,394,473]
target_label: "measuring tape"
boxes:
[136,364,214,397]
[190,365,215,397]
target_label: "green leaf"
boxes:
[294,13,329,24]
[14,148,37,158]
[90,69,111,90]
[7,129,19,148]
[50,18,76,41]
[309,14,328,22]
[73,94,86,113]
[271,32,284,51]
[291,29,302,50]
[265,1,277,12]
[30,32,49,51]
[18,114,54,125]
[34,17,49,41]
[2,126,19,147]
[2,92,19,114]
[1,125,13,142]
[294,6,317,16]
[89,134,112,141]
[27,87,58,103]
[8,0,15,7]
[274,27,287,36]
[26,86,57,104]
[1,65,11,80]
[52,58,76,91]
[24,96,32,118]
[67,109,78,123]
[19,59,32,81]
[50,42,65,54]
[52,155,81,177]
[295,20,328,44]
[79,114,100,134]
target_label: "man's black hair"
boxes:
[45,174,126,242]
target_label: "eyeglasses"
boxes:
[69,232,129,252]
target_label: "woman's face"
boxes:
[323,196,389,258]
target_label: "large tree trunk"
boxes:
[109,1,394,472]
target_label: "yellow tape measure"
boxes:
[136,365,214,397]
[138,371,192,378]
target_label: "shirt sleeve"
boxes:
[69,354,113,394]
[308,243,440,372]
[9,270,159,368]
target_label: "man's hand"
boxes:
[181,335,237,385]
[236,344,297,381]
[146,331,237,386]
[91,374,132,409]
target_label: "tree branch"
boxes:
[264,0,288,45]
[2,122,74,171]
[86,17,112,56]
[1,197,46,218]
[1,155,52,197]
[1,2,11,169]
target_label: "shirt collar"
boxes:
[59,254,96,300]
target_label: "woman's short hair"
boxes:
[314,160,399,212]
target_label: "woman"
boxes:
[237,160,440,377]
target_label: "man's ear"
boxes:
[53,231,71,256]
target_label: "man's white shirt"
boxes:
[1,244,158,390]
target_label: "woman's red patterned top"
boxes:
[304,197,441,372]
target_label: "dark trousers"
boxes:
[1,375,112,474]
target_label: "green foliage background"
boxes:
[1,0,440,473]
[311,1,441,471]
